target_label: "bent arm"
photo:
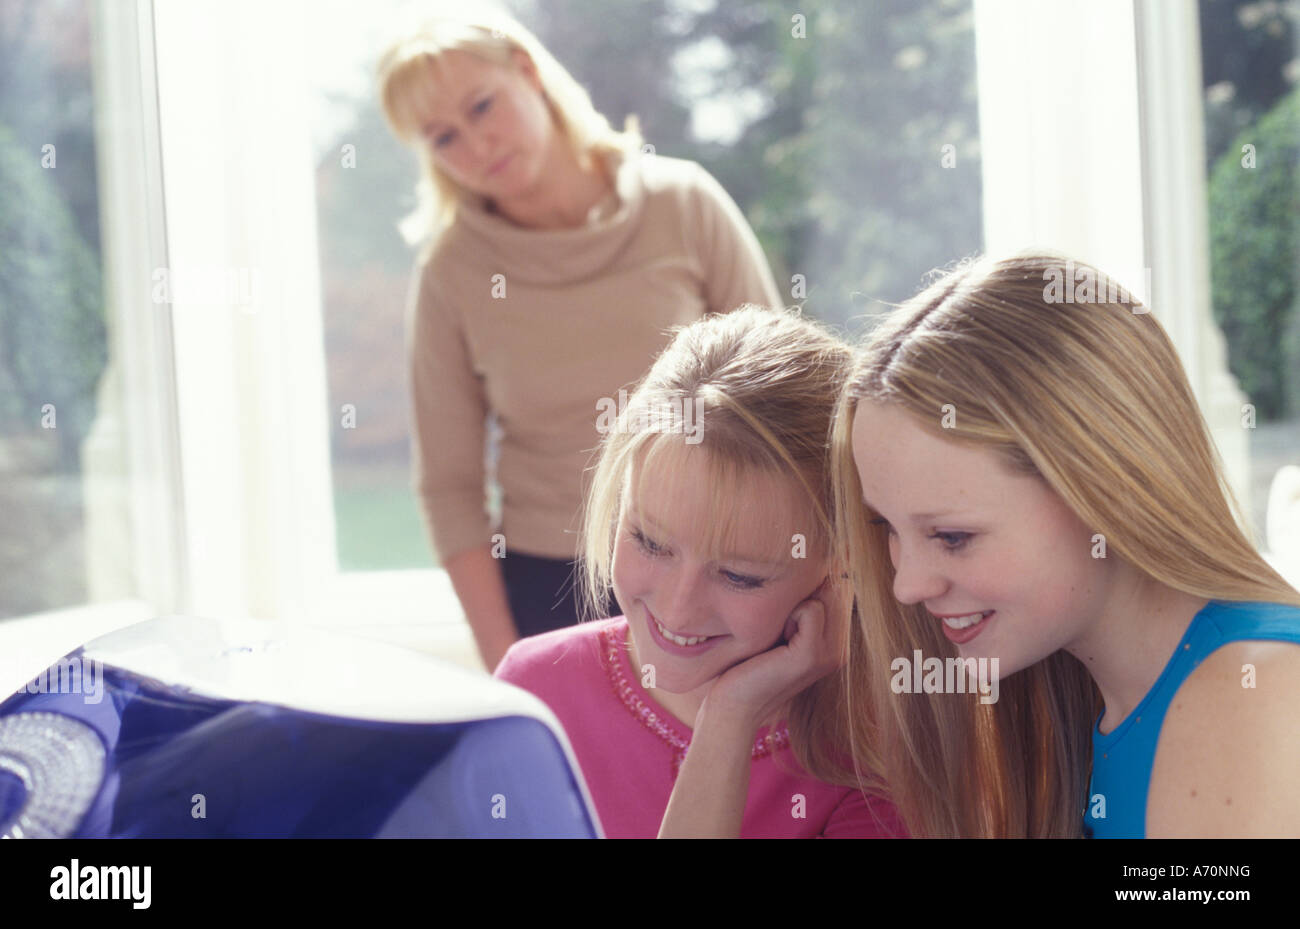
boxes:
[407,261,518,669]
[658,700,756,838]
[659,580,849,837]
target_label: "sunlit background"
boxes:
[0,0,1296,667]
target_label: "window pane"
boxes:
[530,0,983,331]
[0,0,132,619]
[308,0,437,572]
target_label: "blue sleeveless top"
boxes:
[1084,599,1300,838]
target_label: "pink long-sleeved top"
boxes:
[495,616,904,839]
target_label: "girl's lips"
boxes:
[939,610,994,645]
[487,153,513,176]
[643,607,726,657]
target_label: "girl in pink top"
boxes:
[495,305,901,838]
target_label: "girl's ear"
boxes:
[802,569,833,605]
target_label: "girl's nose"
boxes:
[657,566,708,632]
[465,125,495,161]
[890,543,946,606]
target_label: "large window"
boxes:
[0,0,180,627]
[0,0,117,619]
[3,0,1286,674]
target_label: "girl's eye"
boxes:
[631,529,665,557]
[720,570,764,591]
[632,529,764,589]
[870,517,896,536]
[433,129,457,148]
[930,531,971,551]
[472,96,493,116]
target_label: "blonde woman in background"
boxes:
[377,10,780,670]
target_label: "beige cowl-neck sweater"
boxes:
[407,148,782,563]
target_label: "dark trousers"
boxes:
[500,550,624,638]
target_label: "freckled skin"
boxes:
[851,402,1115,676]
[853,402,1300,836]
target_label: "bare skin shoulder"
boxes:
[1146,639,1300,837]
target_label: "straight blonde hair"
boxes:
[582,304,886,793]
[831,252,1300,837]
[376,9,642,247]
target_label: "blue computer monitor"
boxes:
[0,615,602,839]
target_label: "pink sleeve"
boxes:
[491,630,578,701]
[492,638,531,687]
[819,789,909,839]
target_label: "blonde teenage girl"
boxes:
[832,253,1300,837]
[494,305,901,838]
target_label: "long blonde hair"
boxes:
[376,8,642,245]
[831,252,1300,837]
[582,304,879,788]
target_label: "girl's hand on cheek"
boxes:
[698,572,850,733]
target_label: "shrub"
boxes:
[1207,87,1300,420]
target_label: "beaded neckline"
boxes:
[599,621,791,776]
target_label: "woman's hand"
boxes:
[657,569,852,838]
[697,569,852,733]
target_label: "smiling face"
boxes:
[851,400,1116,675]
[611,443,829,700]
[415,48,556,200]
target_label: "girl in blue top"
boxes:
[658,252,1300,839]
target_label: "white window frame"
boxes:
[151,0,476,665]
[972,0,1250,514]
[1132,0,1251,516]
